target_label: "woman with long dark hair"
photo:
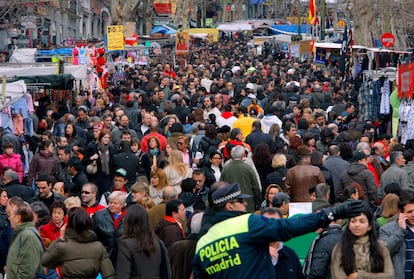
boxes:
[83,129,117,195]
[331,203,393,279]
[117,204,171,279]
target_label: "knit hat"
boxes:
[212,183,250,205]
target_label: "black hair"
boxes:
[181,178,196,193]
[340,203,384,275]
[67,207,92,234]
[67,157,82,172]
[122,204,157,256]
[50,200,67,216]
[58,146,71,154]
[165,199,183,217]
[398,190,414,211]
[37,174,51,184]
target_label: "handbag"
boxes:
[86,160,98,175]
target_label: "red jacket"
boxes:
[0,153,23,182]
[40,220,65,247]
[83,204,106,217]
[140,132,167,153]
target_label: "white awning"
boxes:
[0,65,88,80]
[217,23,253,32]
[315,42,342,49]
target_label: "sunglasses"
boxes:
[81,191,91,194]
[177,142,185,145]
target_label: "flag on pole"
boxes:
[339,24,348,75]
[308,0,317,26]
[339,24,353,80]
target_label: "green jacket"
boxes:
[41,228,115,279]
[6,222,44,279]
[220,160,262,212]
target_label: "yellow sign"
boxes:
[106,25,124,51]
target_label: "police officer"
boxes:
[192,182,364,279]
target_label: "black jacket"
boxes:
[265,167,288,191]
[303,224,343,279]
[338,162,378,209]
[245,129,274,151]
[92,208,124,268]
[5,179,35,202]
[112,151,140,190]
[117,237,171,279]
[275,245,304,279]
[70,171,89,196]
[197,137,221,168]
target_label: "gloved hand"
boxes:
[322,200,365,221]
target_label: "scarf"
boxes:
[98,142,110,175]
[164,215,185,237]
[353,235,371,272]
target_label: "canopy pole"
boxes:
[1,75,6,104]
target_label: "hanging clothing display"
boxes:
[358,69,396,122]
[398,100,414,144]
[358,77,392,121]
[380,78,391,115]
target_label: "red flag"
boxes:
[308,0,317,26]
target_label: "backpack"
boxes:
[221,139,245,161]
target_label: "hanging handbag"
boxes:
[86,160,98,175]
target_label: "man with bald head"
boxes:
[148,186,179,230]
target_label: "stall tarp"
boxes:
[9,48,37,63]
[217,23,253,32]
[315,42,342,49]
[0,65,87,80]
[0,80,27,111]
[37,48,73,56]
[182,28,220,42]
[270,24,309,35]
[10,74,75,90]
[253,34,292,45]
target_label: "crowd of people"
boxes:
[0,34,412,279]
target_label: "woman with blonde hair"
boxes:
[163,150,192,193]
[376,193,399,227]
[138,197,156,211]
[259,184,283,209]
[265,154,288,191]
[149,169,169,205]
